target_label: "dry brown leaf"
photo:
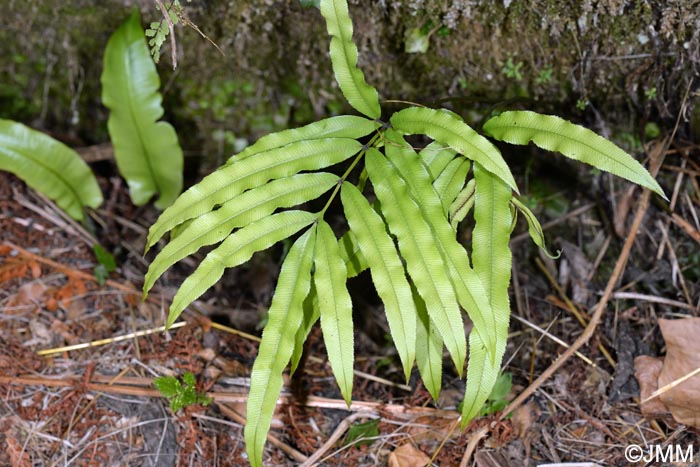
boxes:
[388,443,430,467]
[6,282,47,315]
[634,355,669,417]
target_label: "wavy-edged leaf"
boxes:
[338,230,368,278]
[483,110,666,199]
[0,119,102,221]
[419,141,456,180]
[245,227,316,467]
[315,220,354,405]
[290,283,319,375]
[167,211,316,327]
[320,0,381,119]
[385,131,495,364]
[367,148,465,372]
[414,286,443,401]
[341,182,416,380]
[102,9,183,209]
[433,158,470,213]
[229,115,378,163]
[144,173,338,296]
[390,107,518,192]
[511,197,560,258]
[448,179,475,229]
[462,163,512,425]
[147,138,361,250]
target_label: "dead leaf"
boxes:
[388,443,430,467]
[634,355,669,417]
[6,282,47,315]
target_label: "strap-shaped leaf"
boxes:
[144,173,338,295]
[462,163,512,425]
[338,230,368,278]
[147,138,361,249]
[511,197,560,258]
[0,119,102,221]
[245,227,316,467]
[315,220,354,405]
[290,283,320,375]
[385,131,496,363]
[448,179,475,229]
[483,110,666,199]
[433,158,470,213]
[101,9,183,209]
[167,211,316,327]
[419,141,457,180]
[367,148,465,372]
[390,107,518,192]
[341,182,416,380]
[320,0,381,119]
[414,286,443,402]
[229,115,378,163]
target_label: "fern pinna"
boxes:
[143,0,666,464]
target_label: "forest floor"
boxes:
[1,132,699,466]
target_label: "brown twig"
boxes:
[154,0,177,69]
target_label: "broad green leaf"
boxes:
[367,148,465,373]
[167,211,316,327]
[315,220,354,405]
[229,115,378,163]
[338,230,368,278]
[102,9,183,209]
[385,131,496,363]
[320,0,381,119]
[448,179,475,229]
[344,419,380,447]
[0,119,102,221]
[510,197,560,258]
[144,172,338,296]
[147,138,361,249]
[290,283,320,375]
[414,286,443,401]
[433,158,470,213]
[341,182,416,380]
[390,107,518,192]
[419,141,456,180]
[462,163,512,425]
[245,227,316,467]
[483,111,666,199]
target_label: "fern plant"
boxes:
[143,0,666,464]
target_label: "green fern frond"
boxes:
[320,0,381,118]
[338,230,368,278]
[511,197,560,258]
[290,283,320,375]
[414,285,443,401]
[483,111,666,199]
[433,158,470,213]
[448,179,475,229]
[390,107,518,193]
[167,211,317,327]
[419,141,457,180]
[341,182,416,380]
[144,172,339,295]
[146,138,361,250]
[245,227,316,467]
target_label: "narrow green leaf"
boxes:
[167,211,316,327]
[315,220,354,405]
[462,163,512,425]
[419,141,456,180]
[102,9,183,209]
[448,179,475,229]
[433,158,470,213]
[338,230,368,278]
[144,173,338,296]
[0,119,102,221]
[413,286,443,401]
[483,110,666,199]
[390,107,518,192]
[367,148,465,373]
[245,227,316,467]
[147,138,361,250]
[385,131,496,365]
[511,197,560,258]
[320,0,381,118]
[290,283,320,375]
[341,182,416,380]
[229,115,378,163]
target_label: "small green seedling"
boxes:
[154,372,212,412]
[93,244,117,285]
[344,419,380,447]
[480,372,512,416]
